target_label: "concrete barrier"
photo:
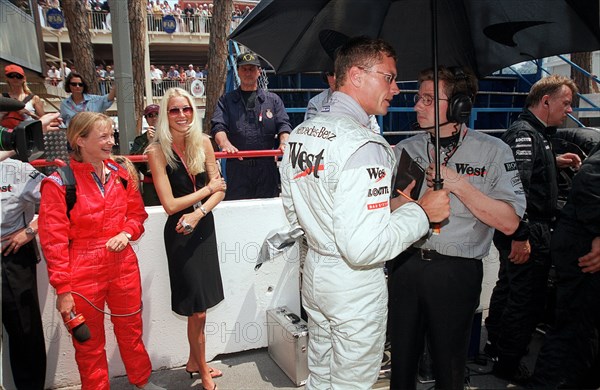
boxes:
[1,198,500,389]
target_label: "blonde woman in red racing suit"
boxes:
[38,112,164,390]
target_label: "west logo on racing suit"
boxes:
[366,167,386,182]
[288,142,325,179]
[455,163,487,177]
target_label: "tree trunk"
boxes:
[203,0,234,134]
[129,0,147,134]
[570,52,592,125]
[62,0,98,94]
[571,52,592,95]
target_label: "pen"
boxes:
[396,189,414,202]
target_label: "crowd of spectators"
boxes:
[37,1,253,33]
[149,63,208,96]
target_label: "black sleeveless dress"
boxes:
[164,155,224,316]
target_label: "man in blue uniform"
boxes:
[211,52,292,200]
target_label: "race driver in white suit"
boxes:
[280,36,451,389]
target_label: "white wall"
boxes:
[2,198,301,389]
[1,198,500,389]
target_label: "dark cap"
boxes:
[144,104,160,116]
[237,52,261,67]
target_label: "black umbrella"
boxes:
[230,0,600,188]
[231,0,600,80]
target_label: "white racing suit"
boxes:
[280,92,430,389]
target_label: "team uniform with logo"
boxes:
[39,159,153,390]
[0,158,46,389]
[389,128,526,389]
[280,91,430,389]
[211,87,292,200]
[486,109,560,376]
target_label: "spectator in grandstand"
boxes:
[105,65,114,81]
[150,64,163,96]
[147,88,227,390]
[161,0,171,14]
[2,64,45,129]
[60,62,71,80]
[195,66,204,79]
[211,52,292,200]
[242,6,251,18]
[183,3,195,33]
[178,66,187,83]
[60,72,116,127]
[166,66,180,80]
[130,104,160,206]
[185,64,196,80]
[38,112,164,390]
[151,0,163,31]
[199,4,209,33]
[172,3,184,32]
[47,64,61,86]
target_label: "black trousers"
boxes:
[388,249,483,390]
[486,221,552,365]
[2,241,46,389]
[530,224,600,389]
[223,158,279,201]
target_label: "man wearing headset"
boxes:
[485,75,582,383]
[388,66,526,389]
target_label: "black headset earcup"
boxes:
[447,93,473,124]
[446,67,473,124]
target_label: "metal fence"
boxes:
[39,8,245,35]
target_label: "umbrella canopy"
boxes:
[230,0,600,79]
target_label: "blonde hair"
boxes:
[67,112,114,162]
[113,155,140,190]
[153,87,206,175]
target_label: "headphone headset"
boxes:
[446,67,474,124]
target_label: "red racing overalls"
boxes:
[39,159,151,389]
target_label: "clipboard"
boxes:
[394,149,425,200]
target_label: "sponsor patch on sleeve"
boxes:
[504,162,518,172]
[47,174,63,186]
[367,200,389,210]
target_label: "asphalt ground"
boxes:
[57,324,543,389]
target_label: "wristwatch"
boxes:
[122,232,132,240]
[25,225,37,236]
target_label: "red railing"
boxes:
[30,149,284,167]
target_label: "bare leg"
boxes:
[187,312,215,389]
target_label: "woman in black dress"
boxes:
[147,88,226,390]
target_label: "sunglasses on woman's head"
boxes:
[6,73,23,79]
[70,82,84,87]
[168,106,193,116]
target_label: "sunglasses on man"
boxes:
[6,73,24,79]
